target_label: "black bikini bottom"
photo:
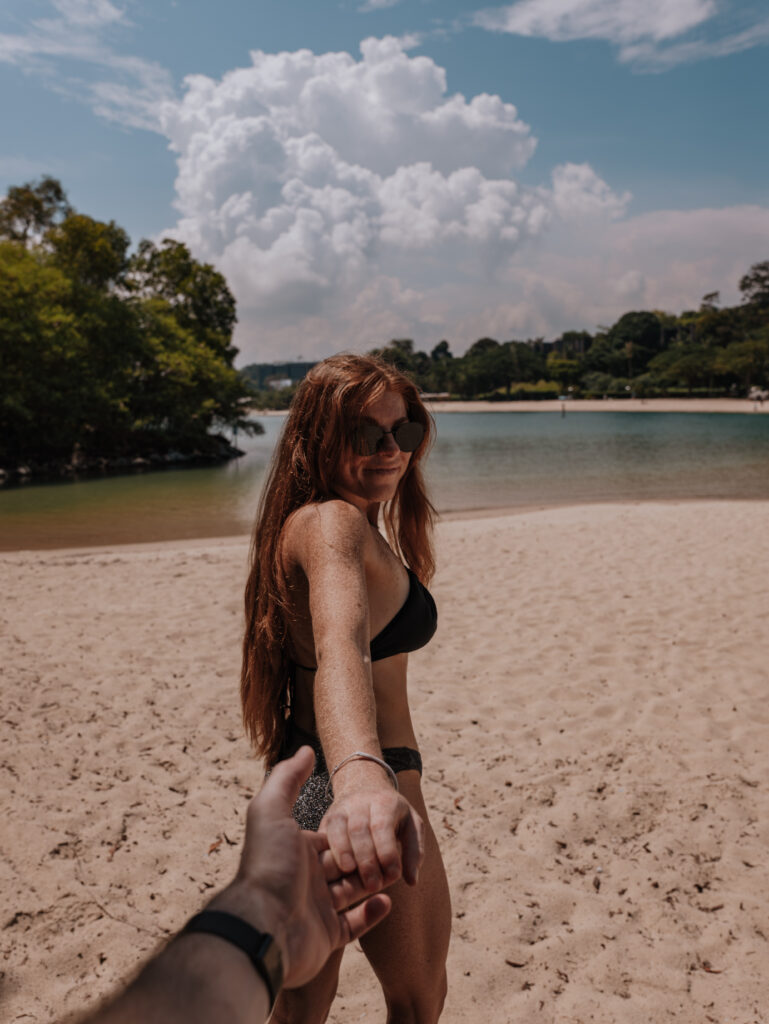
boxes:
[276,721,422,832]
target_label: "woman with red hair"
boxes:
[242,353,450,1022]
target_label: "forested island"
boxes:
[244,264,769,408]
[0,178,257,483]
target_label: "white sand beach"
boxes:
[2,501,769,1023]
[427,397,769,414]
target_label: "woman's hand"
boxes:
[320,765,425,893]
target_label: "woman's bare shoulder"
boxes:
[283,500,370,570]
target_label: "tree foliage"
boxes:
[0,178,255,470]
[352,263,769,401]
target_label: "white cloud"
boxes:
[147,35,767,360]
[0,0,173,130]
[472,0,769,70]
[620,16,769,69]
[359,0,403,11]
[48,0,126,28]
[473,0,716,44]
[549,162,630,221]
[156,37,641,357]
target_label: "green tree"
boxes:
[0,241,91,463]
[48,214,130,291]
[0,178,256,470]
[713,333,769,392]
[0,176,71,244]
[369,339,418,375]
[739,261,769,310]
[129,239,238,360]
[546,353,582,391]
[648,344,715,394]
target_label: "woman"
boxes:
[241,353,451,1023]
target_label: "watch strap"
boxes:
[182,910,283,1008]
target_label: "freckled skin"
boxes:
[273,390,451,1024]
[332,391,412,524]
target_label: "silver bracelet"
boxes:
[325,751,399,800]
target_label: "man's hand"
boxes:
[209,746,393,988]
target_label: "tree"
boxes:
[649,344,715,394]
[553,330,592,357]
[0,241,91,463]
[546,353,582,390]
[0,176,71,244]
[713,334,769,392]
[129,239,238,360]
[0,178,256,470]
[369,339,418,375]
[430,340,453,362]
[739,261,769,310]
[48,214,130,291]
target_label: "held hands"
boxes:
[209,746,393,989]
[320,758,425,894]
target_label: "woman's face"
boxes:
[332,390,414,514]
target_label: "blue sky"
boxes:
[2,0,768,362]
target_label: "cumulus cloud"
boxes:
[158,36,594,348]
[148,34,766,360]
[472,0,769,70]
[549,162,630,221]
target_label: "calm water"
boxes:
[2,412,769,550]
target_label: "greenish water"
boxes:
[2,412,769,550]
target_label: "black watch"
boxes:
[182,910,284,1009]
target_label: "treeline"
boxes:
[248,262,769,407]
[0,177,257,478]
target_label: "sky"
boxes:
[2,0,768,364]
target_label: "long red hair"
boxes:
[241,353,436,762]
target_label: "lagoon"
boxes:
[2,411,769,550]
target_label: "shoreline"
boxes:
[5,494,769,555]
[250,397,769,418]
[425,397,769,414]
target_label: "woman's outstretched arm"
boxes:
[284,501,425,892]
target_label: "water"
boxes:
[2,412,769,550]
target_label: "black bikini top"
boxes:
[370,569,437,662]
[293,569,437,670]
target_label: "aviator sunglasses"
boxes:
[352,420,425,457]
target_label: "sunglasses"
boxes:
[352,420,425,457]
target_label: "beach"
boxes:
[427,397,769,414]
[2,501,769,1023]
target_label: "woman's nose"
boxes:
[379,430,399,454]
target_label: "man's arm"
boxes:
[82,747,391,1024]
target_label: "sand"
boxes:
[2,502,769,1023]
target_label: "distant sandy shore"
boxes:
[3,501,769,1023]
[427,397,769,414]
[252,397,769,417]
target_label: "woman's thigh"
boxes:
[358,771,452,1021]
